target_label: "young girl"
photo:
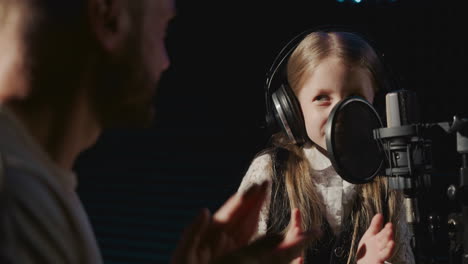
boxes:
[238,31,415,264]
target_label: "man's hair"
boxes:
[12,0,88,110]
[9,0,153,128]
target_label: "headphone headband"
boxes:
[264,25,396,146]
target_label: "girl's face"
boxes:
[296,56,375,150]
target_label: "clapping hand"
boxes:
[171,182,311,264]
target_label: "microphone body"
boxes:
[384,90,430,192]
[378,90,433,263]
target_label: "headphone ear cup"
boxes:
[265,106,279,135]
[271,84,308,145]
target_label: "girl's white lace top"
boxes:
[237,145,415,263]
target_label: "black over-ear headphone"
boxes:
[264,26,396,146]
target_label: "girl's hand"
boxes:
[356,213,395,264]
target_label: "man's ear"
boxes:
[88,0,130,54]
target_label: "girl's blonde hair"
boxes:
[267,31,402,263]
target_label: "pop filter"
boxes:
[325,96,384,184]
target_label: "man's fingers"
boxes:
[171,208,211,264]
[214,181,267,223]
[222,233,237,257]
[213,181,269,248]
[284,227,300,244]
[213,192,245,223]
[198,246,211,264]
[284,209,302,243]
[200,228,223,261]
[194,182,269,263]
[233,181,269,246]
[270,231,312,264]
[243,233,284,254]
[291,208,301,229]
[212,231,311,264]
[211,234,284,264]
[186,209,211,246]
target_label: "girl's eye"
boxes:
[314,95,330,102]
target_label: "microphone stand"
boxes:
[439,116,468,264]
[374,116,468,263]
[374,123,433,264]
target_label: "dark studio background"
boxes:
[74,0,468,263]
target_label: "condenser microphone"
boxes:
[382,90,428,190]
[385,90,419,127]
[383,90,435,262]
[384,90,423,225]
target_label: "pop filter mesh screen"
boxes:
[332,100,383,182]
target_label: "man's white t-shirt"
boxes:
[0,106,102,263]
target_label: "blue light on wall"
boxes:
[336,0,398,3]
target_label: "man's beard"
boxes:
[92,43,156,129]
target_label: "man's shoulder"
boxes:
[0,155,102,264]
[1,159,73,228]
[3,161,61,199]
[0,158,68,261]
